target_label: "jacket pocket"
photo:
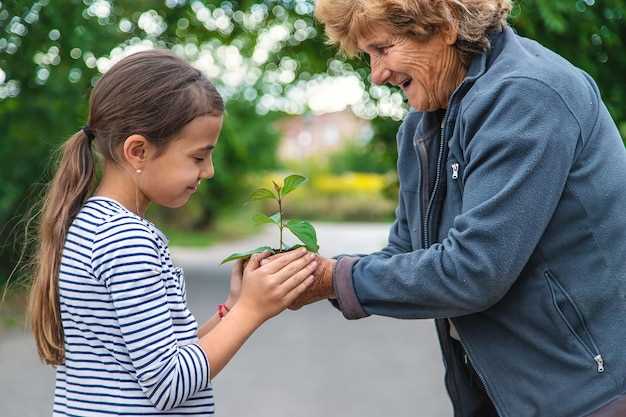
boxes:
[544,270,606,373]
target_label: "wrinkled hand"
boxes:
[262,253,336,310]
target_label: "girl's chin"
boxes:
[156,196,190,209]
[175,196,192,207]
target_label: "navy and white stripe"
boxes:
[53,197,214,416]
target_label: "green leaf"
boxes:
[221,246,274,264]
[253,212,281,225]
[248,188,276,202]
[281,174,306,196]
[272,180,282,197]
[270,212,282,225]
[282,243,306,251]
[252,213,274,225]
[286,220,319,252]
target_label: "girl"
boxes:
[28,49,318,416]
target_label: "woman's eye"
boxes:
[377,45,391,55]
[193,156,205,162]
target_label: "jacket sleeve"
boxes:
[334,77,582,320]
[93,217,211,411]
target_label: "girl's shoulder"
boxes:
[80,197,167,247]
[82,198,172,284]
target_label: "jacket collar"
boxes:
[464,25,510,84]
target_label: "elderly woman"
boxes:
[269,0,626,416]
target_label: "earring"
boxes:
[136,169,142,174]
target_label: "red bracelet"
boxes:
[218,303,230,319]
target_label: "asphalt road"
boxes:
[0,223,452,417]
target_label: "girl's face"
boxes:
[140,114,223,209]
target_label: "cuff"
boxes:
[332,256,369,320]
[190,343,212,388]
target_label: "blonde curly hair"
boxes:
[315,0,512,65]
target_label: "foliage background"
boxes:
[1,0,624,286]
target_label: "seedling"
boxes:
[221,174,319,264]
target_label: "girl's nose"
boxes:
[200,161,214,180]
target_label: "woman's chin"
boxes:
[408,99,439,112]
[407,95,427,112]
[406,92,441,112]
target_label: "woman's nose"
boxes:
[370,58,391,85]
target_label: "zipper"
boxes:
[429,113,505,415]
[421,65,470,248]
[544,271,606,373]
[451,162,459,180]
[422,111,448,248]
[594,355,605,373]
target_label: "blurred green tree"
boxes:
[512,0,626,136]
[0,0,624,285]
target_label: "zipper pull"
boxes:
[451,163,459,180]
[594,354,605,373]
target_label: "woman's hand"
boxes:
[287,255,336,310]
[261,252,336,310]
[237,248,317,322]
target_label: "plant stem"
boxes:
[278,196,283,250]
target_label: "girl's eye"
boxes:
[193,156,205,162]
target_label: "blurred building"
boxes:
[276,110,372,161]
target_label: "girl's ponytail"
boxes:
[29,129,95,365]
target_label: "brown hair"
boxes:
[29,49,224,365]
[315,0,512,65]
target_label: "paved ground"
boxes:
[0,223,451,417]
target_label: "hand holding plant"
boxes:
[261,252,337,310]
[236,248,318,321]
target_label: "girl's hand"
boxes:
[237,248,317,322]
[224,260,244,309]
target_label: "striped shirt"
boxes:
[53,197,214,416]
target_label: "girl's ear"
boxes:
[122,134,152,171]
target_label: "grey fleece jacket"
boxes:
[331,27,626,417]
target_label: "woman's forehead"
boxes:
[353,24,393,47]
[356,28,397,51]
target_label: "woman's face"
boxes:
[358,26,464,112]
